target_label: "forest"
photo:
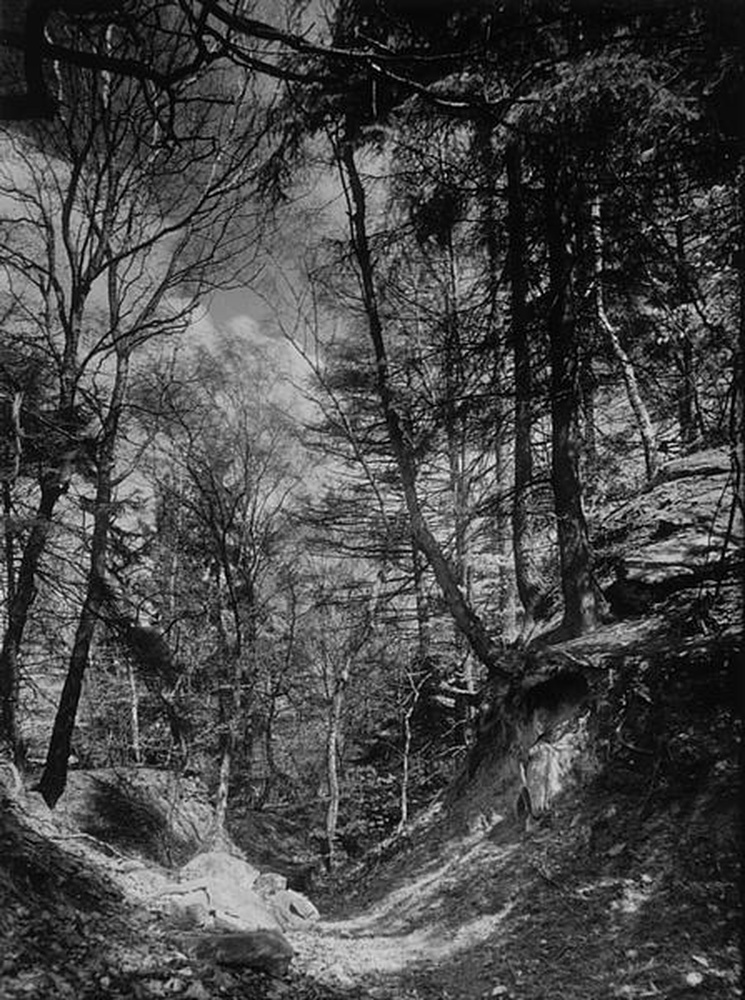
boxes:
[0,2,742,999]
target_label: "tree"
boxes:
[134,334,306,828]
[5,0,739,802]
[0,21,268,791]
[336,135,508,676]
[505,140,544,635]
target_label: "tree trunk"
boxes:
[443,234,479,687]
[476,121,517,636]
[339,138,509,682]
[676,333,703,446]
[3,483,16,617]
[38,353,129,807]
[213,685,233,840]
[411,539,431,664]
[398,694,413,832]
[325,654,351,871]
[590,195,659,481]
[580,355,598,466]
[544,157,599,637]
[673,218,706,445]
[0,475,64,758]
[398,661,426,833]
[728,161,745,550]
[443,283,468,595]
[38,553,107,807]
[505,141,543,636]
[127,661,141,765]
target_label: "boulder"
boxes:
[180,850,259,889]
[253,871,287,898]
[180,928,294,977]
[165,894,211,929]
[267,888,320,929]
[157,851,278,933]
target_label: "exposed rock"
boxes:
[177,928,294,977]
[520,716,591,819]
[267,888,321,929]
[651,447,731,484]
[183,982,211,1000]
[251,868,321,929]
[180,849,259,889]
[165,895,211,929]
[598,448,742,587]
[253,871,287,898]
[156,851,278,933]
[508,671,594,823]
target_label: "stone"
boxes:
[165,893,211,929]
[186,929,294,977]
[253,872,287,898]
[520,715,590,818]
[267,889,320,929]
[180,850,259,889]
[157,851,278,932]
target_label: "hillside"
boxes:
[1,448,741,1000]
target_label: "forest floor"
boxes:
[1,676,741,1000]
[0,764,741,1000]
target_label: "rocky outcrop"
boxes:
[252,869,321,930]
[154,850,279,933]
[513,671,592,823]
[598,447,742,588]
[519,715,591,820]
[267,888,321,930]
[152,848,321,938]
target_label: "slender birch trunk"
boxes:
[591,195,659,481]
[325,654,351,870]
[127,661,141,765]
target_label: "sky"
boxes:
[198,143,354,422]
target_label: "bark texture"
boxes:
[506,141,544,634]
[544,157,599,636]
[38,354,129,807]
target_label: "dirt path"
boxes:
[290,835,521,995]
[2,774,740,1000]
[282,782,741,1000]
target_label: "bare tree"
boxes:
[137,336,304,831]
[590,194,659,482]
[0,25,268,789]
